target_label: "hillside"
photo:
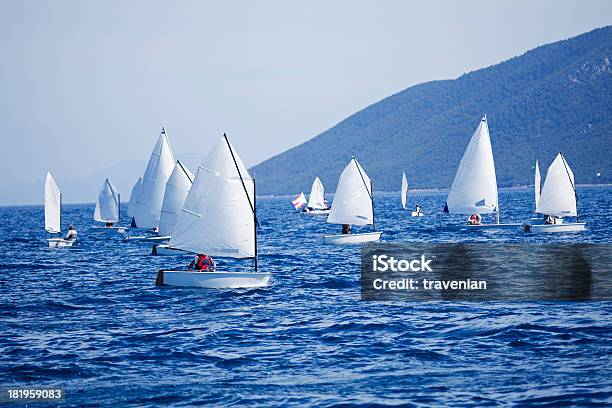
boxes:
[251,27,612,194]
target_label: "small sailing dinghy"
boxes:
[291,192,307,211]
[524,153,586,233]
[156,134,270,288]
[438,115,519,231]
[44,172,74,248]
[323,157,382,244]
[123,177,143,232]
[303,177,331,215]
[152,161,194,256]
[401,172,423,217]
[125,126,175,241]
[92,178,124,230]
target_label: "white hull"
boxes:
[47,238,74,248]
[524,222,586,233]
[152,244,190,256]
[123,235,170,242]
[323,231,382,245]
[92,225,127,231]
[411,211,424,217]
[156,270,270,288]
[436,223,521,232]
[303,208,331,216]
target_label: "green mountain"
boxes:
[251,27,612,194]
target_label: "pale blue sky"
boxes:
[1,0,611,204]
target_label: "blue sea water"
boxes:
[1,186,611,407]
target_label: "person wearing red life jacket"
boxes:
[188,254,216,271]
[468,213,482,225]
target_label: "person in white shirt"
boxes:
[65,224,78,241]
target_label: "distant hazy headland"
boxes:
[251,26,612,194]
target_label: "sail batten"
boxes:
[536,153,577,217]
[132,128,175,229]
[169,137,255,259]
[44,172,61,233]
[445,116,499,215]
[327,158,373,226]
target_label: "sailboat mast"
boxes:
[253,176,258,272]
[371,180,375,232]
[352,157,375,232]
[223,133,258,270]
[560,153,579,222]
[118,193,121,224]
[59,192,62,234]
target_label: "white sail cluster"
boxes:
[93,178,120,223]
[327,157,373,226]
[169,137,255,258]
[536,153,577,217]
[44,172,61,233]
[132,127,175,228]
[445,116,498,215]
[158,161,194,236]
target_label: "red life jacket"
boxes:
[196,255,211,271]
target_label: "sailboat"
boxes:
[291,192,307,211]
[126,177,142,220]
[120,177,143,233]
[534,160,541,208]
[44,172,73,248]
[125,126,175,241]
[323,157,382,244]
[92,178,123,229]
[402,172,423,217]
[156,134,270,288]
[438,115,519,231]
[303,177,331,215]
[152,161,194,256]
[401,172,408,210]
[524,153,586,233]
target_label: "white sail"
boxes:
[536,153,577,217]
[401,172,408,210]
[158,161,194,236]
[170,136,255,258]
[94,178,120,223]
[44,172,61,233]
[534,160,541,208]
[132,127,175,229]
[307,177,326,209]
[127,177,142,219]
[444,116,498,214]
[327,157,373,226]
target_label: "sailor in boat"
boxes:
[105,222,114,228]
[188,254,216,271]
[468,213,482,225]
[544,215,562,225]
[342,224,352,235]
[415,205,422,215]
[65,224,78,241]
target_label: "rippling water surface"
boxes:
[1,187,611,407]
